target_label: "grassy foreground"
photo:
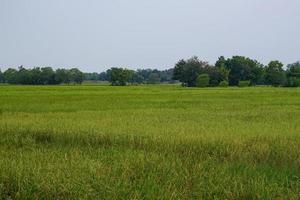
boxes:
[0,85,300,199]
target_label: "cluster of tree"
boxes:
[173,56,300,87]
[0,66,84,85]
[1,56,299,87]
[84,68,173,85]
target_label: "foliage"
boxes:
[0,70,3,83]
[286,77,300,87]
[1,58,300,88]
[3,68,18,84]
[265,61,286,86]
[196,74,210,87]
[286,61,300,77]
[84,68,173,84]
[108,68,134,86]
[132,73,144,84]
[238,80,251,87]
[55,68,71,84]
[286,62,300,87]
[219,80,229,87]
[218,64,230,82]
[41,67,56,84]
[173,56,210,87]
[216,56,264,86]
[84,72,100,81]
[173,56,299,88]
[147,73,161,84]
[70,68,84,84]
[0,67,84,85]
[205,66,223,86]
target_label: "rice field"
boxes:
[0,85,300,199]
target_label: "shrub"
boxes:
[219,80,229,87]
[196,74,210,87]
[238,80,251,87]
[286,77,300,87]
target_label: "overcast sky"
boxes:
[1,0,299,72]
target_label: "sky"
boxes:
[1,0,300,72]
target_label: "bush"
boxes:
[238,80,251,87]
[286,77,300,87]
[196,74,210,87]
[219,80,229,87]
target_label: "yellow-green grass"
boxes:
[0,85,300,199]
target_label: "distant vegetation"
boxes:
[1,56,299,87]
[84,68,174,86]
[173,56,300,87]
[0,66,84,85]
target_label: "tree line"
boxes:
[173,56,300,87]
[0,66,174,86]
[1,56,299,87]
[0,66,84,85]
[84,68,174,85]
[86,56,300,87]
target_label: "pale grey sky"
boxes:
[1,0,299,72]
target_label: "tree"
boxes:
[3,68,18,84]
[41,67,56,85]
[0,69,3,83]
[17,66,31,84]
[173,56,209,87]
[216,56,264,86]
[286,77,300,87]
[265,61,286,86]
[108,68,134,86]
[159,69,173,83]
[55,69,71,84]
[30,67,43,85]
[219,80,229,87]
[196,74,210,87]
[132,73,144,84]
[1,66,84,85]
[215,56,226,68]
[99,72,109,81]
[218,64,230,82]
[147,73,160,84]
[286,62,300,87]
[287,62,300,77]
[70,68,84,84]
[204,65,222,86]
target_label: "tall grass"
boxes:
[0,85,300,199]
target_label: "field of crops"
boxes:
[0,85,300,199]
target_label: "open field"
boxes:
[0,85,300,199]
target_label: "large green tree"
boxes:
[108,68,134,86]
[265,61,286,86]
[30,67,43,85]
[203,65,223,86]
[70,68,84,84]
[17,66,29,84]
[216,56,264,86]
[3,68,18,84]
[41,67,56,85]
[55,69,71,84]
[286,61,300,87]
[132,73,144,84]
[173,56,209,87]
[287,62,300,77]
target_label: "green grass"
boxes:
[0,85,300,199]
